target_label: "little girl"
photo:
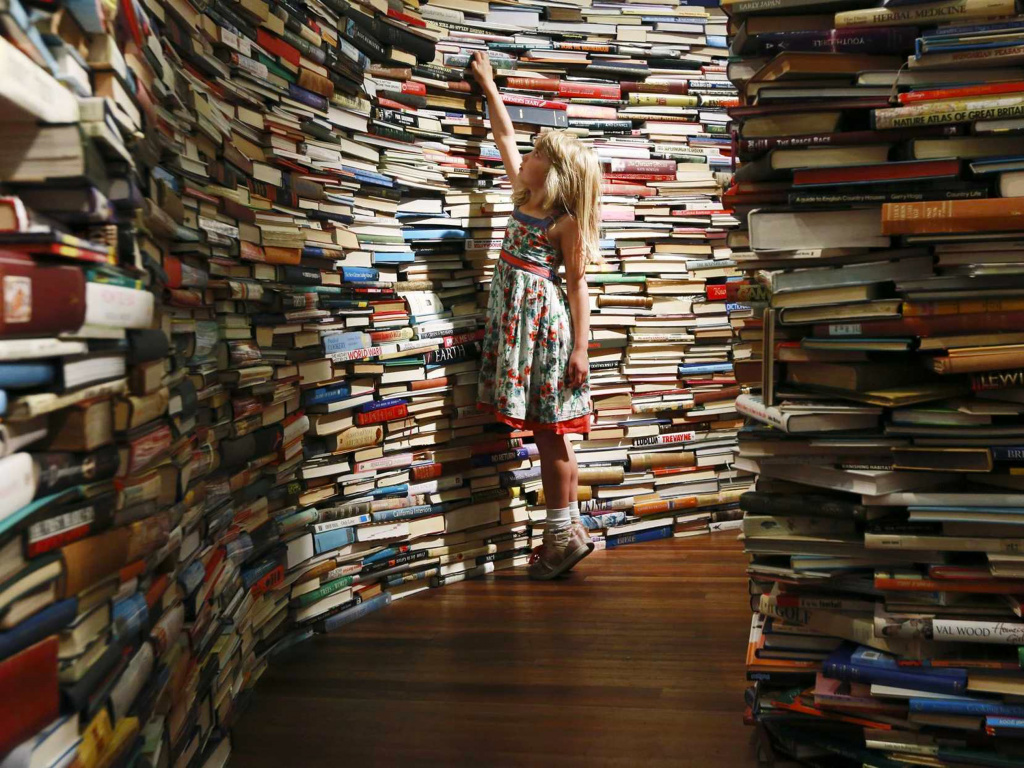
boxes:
[470,51,603,581]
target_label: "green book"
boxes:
[295,574,355,608]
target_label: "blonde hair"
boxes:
[512,130,603,273]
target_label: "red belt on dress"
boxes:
[500,250,559,283]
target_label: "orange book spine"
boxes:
[882,198,1024,235]
[634,496,699,516]
[903,297,1024,316]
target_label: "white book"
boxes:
[0,453,35,527]
[83,282,155,329]
[0,338,88,361]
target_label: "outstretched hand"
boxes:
[469,50,495,90]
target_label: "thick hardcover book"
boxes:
[739,125,961,156]
[824,644,967,695]
[874,93,1024,129]
[0,252,86,337]
[834,0,1015,28]
[790,181,988,205]
[756,26,919,54]
[793,158,961,187]
[882,198,1024,235]
[739,491,871,521]
[0,636,58,756]
[813,310,1024,338]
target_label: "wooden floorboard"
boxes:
[229,534,757,767]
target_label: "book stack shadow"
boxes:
[0,0,750,765]
[724,0,1024,762]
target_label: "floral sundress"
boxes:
[477,209,592,434]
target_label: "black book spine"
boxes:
[342,17,386,61]
[378,90,426,108]
[739,491,867,520]
[369,123,416,143]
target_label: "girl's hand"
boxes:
[567,348,589,389]
[469,51,495,90]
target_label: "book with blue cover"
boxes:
[313,526,356,556]
[606,524,674,549]
[824,644,968,695]
[320,593,391,633]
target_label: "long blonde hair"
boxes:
[512,130,602,273]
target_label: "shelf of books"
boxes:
[0,0,750,764]
[728,0,1024,763]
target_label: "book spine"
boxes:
[320,593,391,632]
[932,619,1024,644]
[504,77,559,91]
[757,27,918,54]
[913,42,1024,69]
[899,79,1024,104]
[355,403,409,425]
[881,198,1024,235]
[558,82,621,99]
[620,80,689,95]
[874,94,1024,129]
[789,184,988,205]
[738,125,960,154]
[606,524,674,548]
[834,0,1015,28]
[311,514,371,533]
[823,657,966,695]
[734,394,788,431]
[910,698,1024,716]
[296,575,355,607]
[627,93,698,107]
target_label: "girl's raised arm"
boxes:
[469,51,521,186]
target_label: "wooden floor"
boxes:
[229,534,757,768]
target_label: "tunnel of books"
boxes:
[0,0,762,764]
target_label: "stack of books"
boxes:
[726,0,1024,762]
[0,0,750,764]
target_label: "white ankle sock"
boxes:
[546,505,572,532]
[569,500,580,524]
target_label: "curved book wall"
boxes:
[0,0,745,764]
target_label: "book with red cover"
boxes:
[620,80,689,95]
[793,158,961,187]
[604,173,676,182]
[813,311,1024,339]
[899,80,1024,105]
[707,282,771,302]
[558,82,621,100]
[0,636,59,759]
[504,77,560,92]
[256,29,300,67]
[0,251,86,338]
[500,94,567,110]
[608,159,677,174]
[356,404,409,426]
[601,183,658,197]
[386,8,425,27]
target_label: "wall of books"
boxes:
[0,0,752,764]
[729,0,1024,762]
